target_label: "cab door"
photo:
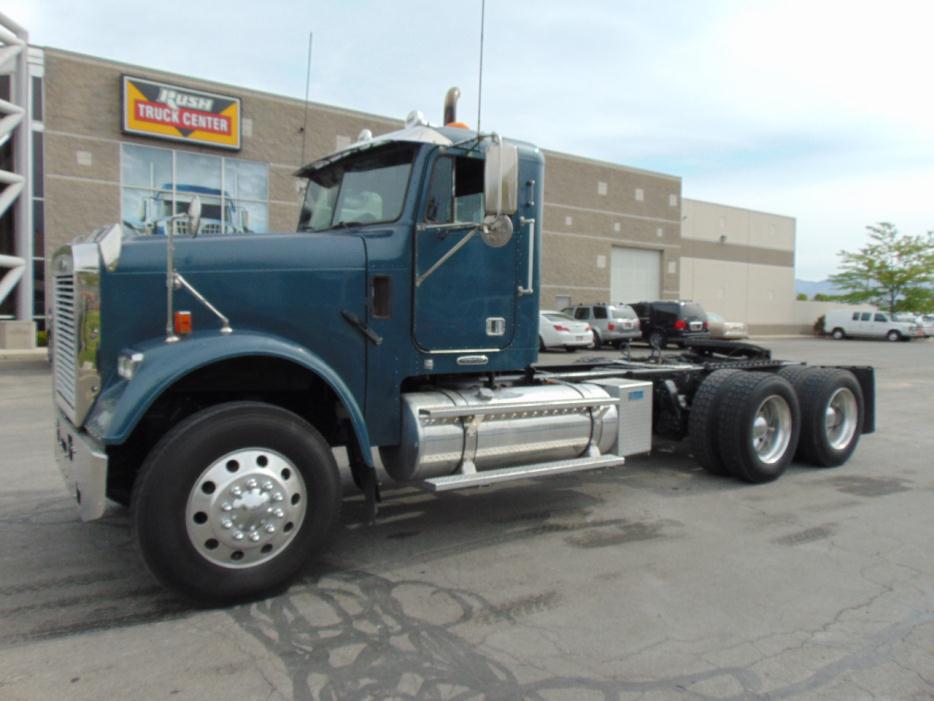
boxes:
[413,153,519,351]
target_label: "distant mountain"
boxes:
[795,279,843,297]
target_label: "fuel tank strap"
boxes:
[418,396,619,419]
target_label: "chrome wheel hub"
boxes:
[825,387,857,450]
[186,448,306,568]
[751,395,792,464]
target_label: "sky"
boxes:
[6,0,933,280]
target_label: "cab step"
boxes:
[421,454,625,492]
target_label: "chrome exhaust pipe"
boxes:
[444,87,460,125]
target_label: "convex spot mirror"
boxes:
[481,214,513,248]
[484,141,518,217]
[187,196,202,237]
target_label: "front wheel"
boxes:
[886,330,900,342]
[831,328,845,340]
[648,330,666,349]
[132,401,341,604]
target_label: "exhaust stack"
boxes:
[444,87,461,126]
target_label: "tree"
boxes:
[796,292,808,301]
[829,223,934,314]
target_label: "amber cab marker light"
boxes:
[174,311,193,335]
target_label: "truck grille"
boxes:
[53,271,78,417]
[51,243,102,426]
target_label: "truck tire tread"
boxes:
[717,372,800,483]
[796,368,864,467]
[688,369,743,477]
[131,400,341,604]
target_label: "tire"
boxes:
[132,401,341,604]
[831,328,845,340]
[886,330,900,342]
[565,346,577,353]
[794,368,864,467]
[688,369,744,476]
[777,364,816,388]
[717,373,801,483]
[649,330,666,349]
[591,330,602,349]
[539,336,546,352]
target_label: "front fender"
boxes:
[86,330,374,467]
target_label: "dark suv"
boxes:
[629,300,709,348]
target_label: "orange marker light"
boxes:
[174,311,192,335]
[445,121,471,129]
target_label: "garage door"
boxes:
[611,247,661,303]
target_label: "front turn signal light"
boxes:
[174,311,193,336]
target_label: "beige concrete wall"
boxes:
[680,198,797,331]
[680,257,796,329]
[682,198,794,251]
[540,152,682,309]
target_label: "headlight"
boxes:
[117,351,144,381]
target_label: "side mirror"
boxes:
[484,139,518,216]
[187,196,202,237]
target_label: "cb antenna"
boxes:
[300,31,314,166]
[477,0,485,132]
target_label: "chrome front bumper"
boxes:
[54,410,108,521]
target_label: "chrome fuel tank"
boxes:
[380,383,618,482]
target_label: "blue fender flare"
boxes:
[87,331,374,468]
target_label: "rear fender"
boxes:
[86,331,374,467]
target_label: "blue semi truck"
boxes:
[51,89,875,603]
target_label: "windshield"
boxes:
[298,143,417,232]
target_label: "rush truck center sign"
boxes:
[122,76,241,150]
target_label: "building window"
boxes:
[597,181,607,196]
[121,143,269,235]
[634,188,644,202]
[31,76,43,121]
[669,194,679,207]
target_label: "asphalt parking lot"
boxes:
[1,338,932,700]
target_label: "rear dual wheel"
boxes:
[690,367,863,482]
[779,366,864,467]
[716,373,800,483]
[690,370,799,482]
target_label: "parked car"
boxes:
[561,303,641,348]
[628,300,709,348]
[824,309,922,341]
[919,315,934,337]
[539,311,592,352]
[705,312,749,340]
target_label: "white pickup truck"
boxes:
[825,309,922,342]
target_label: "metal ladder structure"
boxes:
[0,12,31,318]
